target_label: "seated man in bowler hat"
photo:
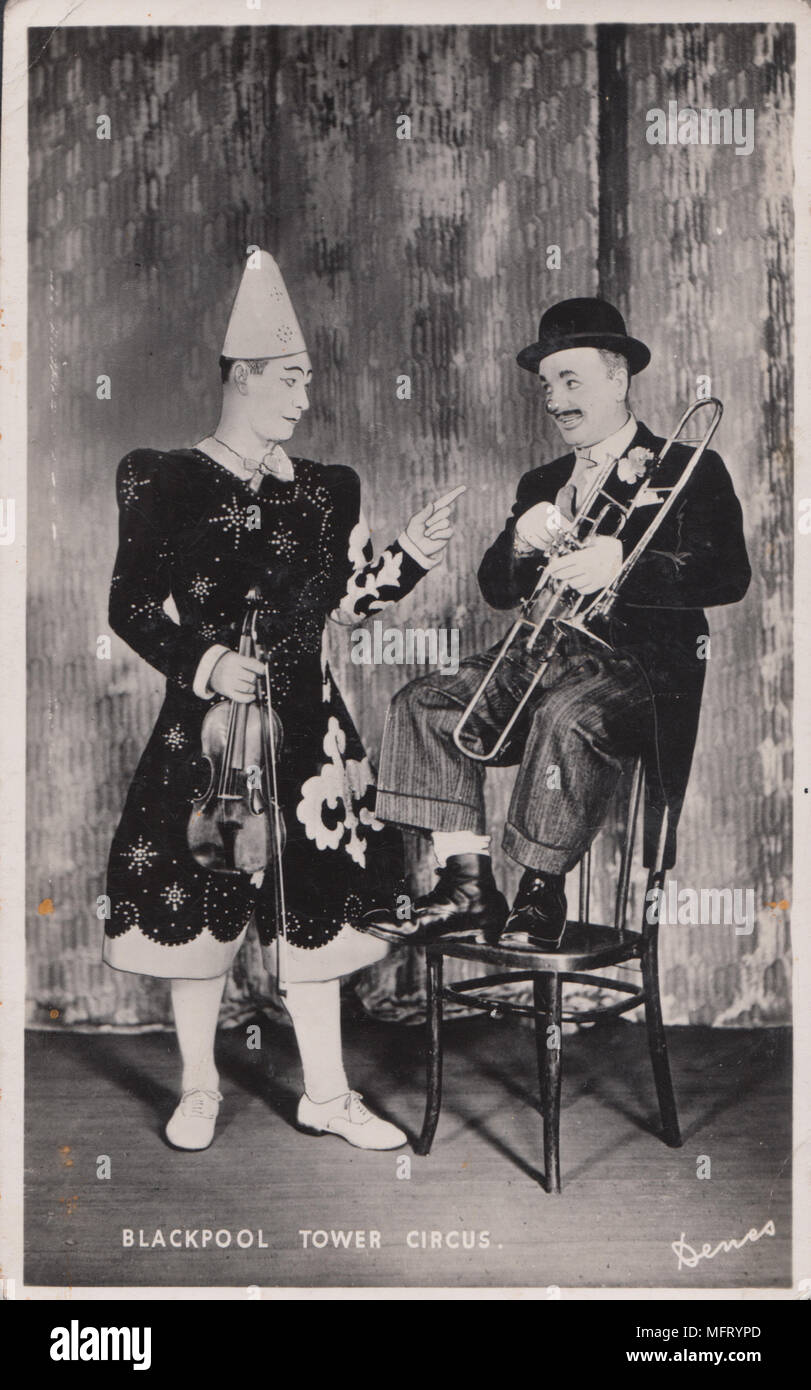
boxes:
[370,297,751,948]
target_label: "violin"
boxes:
[187,589,286,876]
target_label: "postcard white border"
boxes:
[1,0,808,1302]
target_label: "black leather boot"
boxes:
[507,869,568,948]
[410,854,509,944]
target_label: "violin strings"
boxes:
[218,699,240,799]
[218,626,253,799]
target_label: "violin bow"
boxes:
[248,596,289,995]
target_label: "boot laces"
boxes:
[181,1088,222,1117]
[345,1091,371,1122]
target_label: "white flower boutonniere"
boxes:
[617,446,655,484]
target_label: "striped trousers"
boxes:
[374,634,653,875]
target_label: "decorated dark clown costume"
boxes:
[99,247,456,1154]
[104,440,433,983]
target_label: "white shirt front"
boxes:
[567,412,638,500]
[514,413,638,554]
[575,412,638,467]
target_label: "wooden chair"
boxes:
[414,756,682,1192]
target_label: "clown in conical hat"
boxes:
[212,249,313,469]
[222,248,308,360]
[103,245,467,1157]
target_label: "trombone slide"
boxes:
[452,397,723,763]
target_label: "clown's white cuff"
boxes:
[193,644,230,700]
[398,530,442,570]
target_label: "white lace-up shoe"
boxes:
[165,1088,223,1151]
[297,1090,407,1150]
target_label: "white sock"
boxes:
[432,830,491,867]
[284,979,349,1104]
[170,974,227,1094]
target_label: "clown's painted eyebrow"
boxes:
[280,364,313,378]
[539,368,581,384]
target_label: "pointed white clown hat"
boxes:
[222,249,308,359]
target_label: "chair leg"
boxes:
[534,974,563,1193]
[641,940,682,1148]
[415,951,443,1156]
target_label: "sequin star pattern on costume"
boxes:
[161,882,188,914]
[211,495,247,547]
[119,462,151,506]
[126,835,158,876]
[269,526,297,558]
[190,574,214,600]
[104,445,432,981]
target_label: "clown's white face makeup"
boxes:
[538,347,630,449]
[235,352,312,446]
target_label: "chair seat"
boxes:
[427,920,643,972]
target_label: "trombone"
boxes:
[453,397,724,763]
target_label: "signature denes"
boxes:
[672,1220,775,1271]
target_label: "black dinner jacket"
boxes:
[477,420,751,867]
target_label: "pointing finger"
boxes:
[430,484,466,512]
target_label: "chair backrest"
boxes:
[576,754,667,937]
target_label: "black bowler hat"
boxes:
[516,297,650,375]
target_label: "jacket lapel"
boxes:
[533,421,663,506]
[541,454,578,498]
[629,420,661,454]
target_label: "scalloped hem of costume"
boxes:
[261,923,390,983]
[102,921,251,980]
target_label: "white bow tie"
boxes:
[242,444,291,478]
[211,437,293,481]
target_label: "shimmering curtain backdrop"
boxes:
[27,23,793,1029]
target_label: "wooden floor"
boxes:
[24,1016,791,1290]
